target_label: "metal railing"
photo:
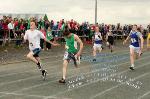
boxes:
[0,29,147,46]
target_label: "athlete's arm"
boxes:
[23,31,28,43]
[74,34,83,57]
[39,31,60,46]
[92,35,95,45]
[106,33,108,41]
[138,32,144,50]
[44,38,60,46]
[147,33,150,48]
[123,32,131,45]
[140,36,144,51]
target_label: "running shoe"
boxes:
[59,78,66,84]
[42,70,47,80]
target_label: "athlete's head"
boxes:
[132,24,137,31]
[63,26,71,38]
[30,21,36,30]
[95,26,99,32]
[137,27,141,32]
[48,27,51,31]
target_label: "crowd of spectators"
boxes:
[0,15,150,46]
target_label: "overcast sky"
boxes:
[0,0,150,24]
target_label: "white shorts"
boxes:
[93,44,102,49]
[129,45,140,53]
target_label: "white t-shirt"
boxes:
[24,29,45,51]
[8,23,14,29]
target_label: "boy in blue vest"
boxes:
[123,25,144,70]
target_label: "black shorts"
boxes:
[32,48,41,57]
[108,36,114,45]
[63,51,77,62]
[108,41,114,45]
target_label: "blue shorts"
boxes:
[32,48,41,57]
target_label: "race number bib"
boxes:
[65,45,69,49]
[64,51,69,59]
[131,38,137,43]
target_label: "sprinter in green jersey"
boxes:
[59,28,83,83]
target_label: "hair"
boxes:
[137,27,141,32]
[30,20,36,23]
[63,25,70,36]
[30,20,38,27]
[133,24,137,27]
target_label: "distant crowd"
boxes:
[0,15,150,46]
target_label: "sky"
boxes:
[0,0,150,24]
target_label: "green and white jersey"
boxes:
[65,34,78,53]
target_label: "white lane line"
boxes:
[0,91,57,99]
[0,59,62,78]
[0,53,64,66]
[0,50,145,98]
[0,47,93,66]
[90,72,150,99]
[0,52,129,86]
[138,91,150,99]
[13,56,129,93]
[52,58,150,97]
[0,52,129,97]
[9,52,149,91]
[0,49,125,77]
[0,49,128,66]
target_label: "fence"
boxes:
[0,29,147,46]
